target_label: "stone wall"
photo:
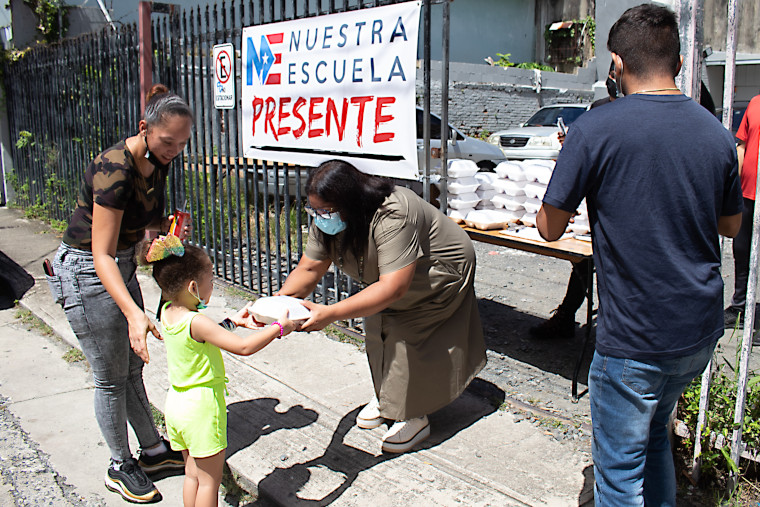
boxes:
[416,61,596,137]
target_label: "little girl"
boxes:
[137,239,295,507]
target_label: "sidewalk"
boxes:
[0,206,594,506]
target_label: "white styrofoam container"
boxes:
[448,177,481,194]
[474,171,499,190]
[524,181,547,200]
[475,201,497,210]
[492,178,527,196]
[251,296,312,324]
[523,197,543,213]
[521,212,538,227]
[492,193,527,211]
[476,188,498,201]
[464,209,522,230]
[447,206,474,223]
[523,163,553,184]
[494,161,525,181]
[447,159,479,178]
[447,192,480,209]
[569,222,591,234]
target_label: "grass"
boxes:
[62,348,85,363]
[221,464,257,505]
[151,403,166,432]
[14,306,55,336]
[324,324,365,349]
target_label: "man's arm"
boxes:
[536,203,573,242]
[719,213,742,238]
[737,140,746,177]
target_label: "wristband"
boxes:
[271,321,284,338]
[220,318,237,331]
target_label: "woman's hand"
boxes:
[298,300,336,332]
[231,302,264,329]
[166,214,193,241]
[127,311,161,363]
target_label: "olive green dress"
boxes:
[305,186,487,420]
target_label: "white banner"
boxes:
[241,1,421,179]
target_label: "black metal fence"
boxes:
[4,0,438,332]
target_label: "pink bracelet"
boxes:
[271,321,284,338]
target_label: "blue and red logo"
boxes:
[246,33,283,86]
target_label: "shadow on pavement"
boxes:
[478,298,596,382]
[226,398,319,459]
[251,379,505,506]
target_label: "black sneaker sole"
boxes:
[104,473,162,503]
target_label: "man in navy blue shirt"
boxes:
[537,4,742,505]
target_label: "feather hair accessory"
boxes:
[146,234,185,262]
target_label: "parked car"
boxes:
[488,104,590,160]
[255,107,507,196]
[416,107,506,172]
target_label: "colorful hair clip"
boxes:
[146,234,185,262]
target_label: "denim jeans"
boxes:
[589,341,715,506]
[47,242,161,462]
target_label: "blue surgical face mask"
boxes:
[315,212,347,235]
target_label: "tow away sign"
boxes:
[214,43,235,109]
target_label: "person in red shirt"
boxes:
[725,94,760,332]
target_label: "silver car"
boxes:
[488,104,590,160]
[416,107,506,172]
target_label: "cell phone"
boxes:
[43,258,54,276]
[557,117,567,136]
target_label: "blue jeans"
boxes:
[47,243,161,462]
[589,341,715,506]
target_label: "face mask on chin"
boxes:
[144,134,173,171]
[191,283,209,310]
[315,212,347,235]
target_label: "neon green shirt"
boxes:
[161,302,226,389]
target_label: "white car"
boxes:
[488,104,590,160]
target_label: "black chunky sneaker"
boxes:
[137,438,185,475]
[529,307,576,339]
[724,306,744,330]
[104,458,161,503]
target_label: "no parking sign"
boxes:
[213,43,235,109]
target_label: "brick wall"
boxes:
[417,61,596,137]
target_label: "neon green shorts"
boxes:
[165,384,227,458]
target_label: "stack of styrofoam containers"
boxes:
[569,198,590,234]
[460,169,519,229]
[473,172,498,210]
[446,160,481,223]
[520,159,555,227]
[490,161,527,224]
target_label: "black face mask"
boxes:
[606,77,618,99]
[144,135,173,171]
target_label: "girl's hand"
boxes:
[298,300,335,332]
[127,311,162,363]
[276,310,297,336]
[231,302,264,329]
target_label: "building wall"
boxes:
[704,0,760,54]
[423,0,536,65]
[706,64,760,103]
[417,61,596,137]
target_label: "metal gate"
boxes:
[3,0,448,334]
